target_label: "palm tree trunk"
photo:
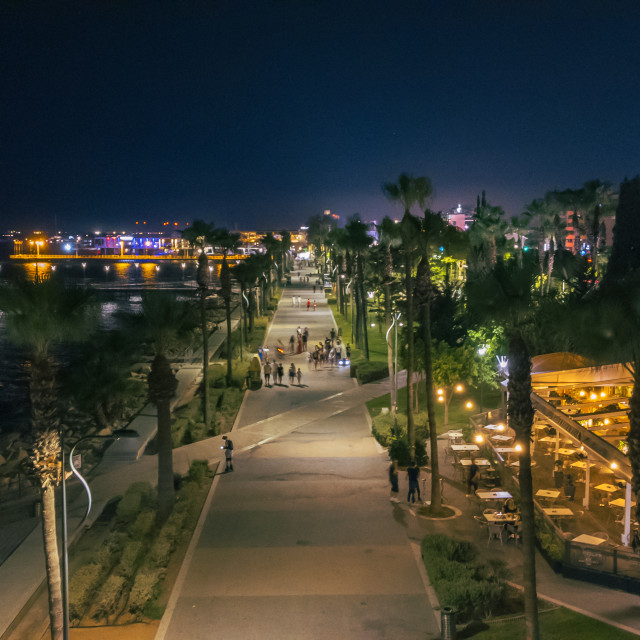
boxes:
[423,286,441,510]
[200,292,209,429]
[225,298,232,386]
[157,395,174,522]
[384,280,396,412]
[508,331,539,640]
[405,255,415,459]
[42,484,64,640]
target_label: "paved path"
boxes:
[156,268,439,640]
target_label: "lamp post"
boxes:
[60,428,138,639]
[386,311,401,414]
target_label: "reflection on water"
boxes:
[0,259,207,433]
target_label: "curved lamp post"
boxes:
[60,428,139,639]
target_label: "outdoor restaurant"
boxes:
[455,352,638,591]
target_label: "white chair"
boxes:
[487,523,504,544]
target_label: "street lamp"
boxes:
[104,265,110,279]
[181,262,186,280]
[60,428,139,639]
[386,311,401,414]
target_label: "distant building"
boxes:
[443,204,474,231]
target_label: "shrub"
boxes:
[354,360,389,384]
[187,459,210,486]
[438,578,506,621]
[149,536,173,569]
[92,574,128,621]
[69,564,103,621]
[116,482,156,526]
[422,535,477,564]
[115,541,145,580]
[129,509,157,540]
[128,567,165,618]
[93,532,127,571]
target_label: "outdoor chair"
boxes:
[487,523,505,544]
[506,522,522,543]
[592,531,610,542]
[483,508,497,517]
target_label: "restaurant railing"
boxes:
[530,393,631,482]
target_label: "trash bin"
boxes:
[33,501,42,518]
[441,606,457,640]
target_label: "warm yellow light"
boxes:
[604,419,610,425]
[579,390,585,397]
[515,443,523,452]
[611,462,618,470]
[497,424,505,431]
[465,401,473,409]
[456,384,464,392]
[590,393,597,400]
[474,434,484,444]
[600,392,606,398]
[437,396,444,403]
[437,388,444,395]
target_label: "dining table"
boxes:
[594,483,619,494]
[536,489,560,499]
[483,512,519,523]
[572,534,607,546]
[557,448,576,456]
[491,434,512,442]
[543,507,574,517]
[460,458,492,467]
[476,490,512,501]
[609,498,637,508]
[451,444,479,452]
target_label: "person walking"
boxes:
[307,298,311,311]
[313,284,316,293]
[297,295,301,307]
[389,461,399,502]
[407,460,421,503]
[278,362,285,384]
[330,327,336,345]
[289,363,296,385]
[313,301,316,311]
[466,458,479,496]
[296,367,302,386]
[222,435,234,472]
[263,361,272,387]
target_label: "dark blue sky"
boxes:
[2,0,639,233]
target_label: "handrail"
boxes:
[531,393,631,482]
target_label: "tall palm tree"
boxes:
[344,216,373,358]
[307,213,332,274]
[468,192,507,280]
[378,217,401,412]
[261,232,281,295]
[119,292,196,522]
[383,174,433,459]
[466,257,540,640]
[214,228,241,386]
[182,220,216,429]
[0,278,97,640]
[415,210,447,510]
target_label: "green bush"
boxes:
[149,536,173,569]
[354,360,389,384]
[438,578,506,621]
[116,482,156,526]
[92,574,128,621]
[93,532,127,571]
[115,541,145,580]
[422,535,477,564]
[129,509,157,540]
[187,459,210,486]
[69,564,103,621]
[129,567,165,618]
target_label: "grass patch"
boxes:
[472,607,638,639]
[367,383,502,435]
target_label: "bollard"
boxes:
[441,606,457,640]
[33,501,42,518]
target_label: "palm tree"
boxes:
[182,220,216,429]
[307,213,332,274]
[344,216,373,358]
[261,232,281,295]
[0,278,97,640]
[377,217,401,411]
[119,292,196,521]
[468,192,507,280]
[415,210,447,510]
[383,174,433,459]
[214,228,241,386]
[466,257,540,639]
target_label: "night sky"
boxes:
[2,0,639,233]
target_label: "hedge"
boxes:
[92,574,127,621]
[351,360,389,384]
[69,564,103,621]
[116,482,156,526]
[128,567,165,618]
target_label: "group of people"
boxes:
[389,460,422,504]
[263,360,303,387]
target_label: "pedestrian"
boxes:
[330,327,336,344]
[277,362,284,385]
[302,332,307,350]
[297,296,301,307]
[346,344,351,359]
[313,284,316,293]
[296,368,302,386]
[313,349,319,370]
[222,435,234,472]
[297,325,302,337]
[313,301,316,311]
[389,461,399,502]
[291,296,295,306]
[289,363,296,385]
[553,460,564,489]
[263,361,272,387]
[307,298,311,310]
[564,474,576,501]
[289,335,295,354]
[407,460,421,503]
[466,458,479,496]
